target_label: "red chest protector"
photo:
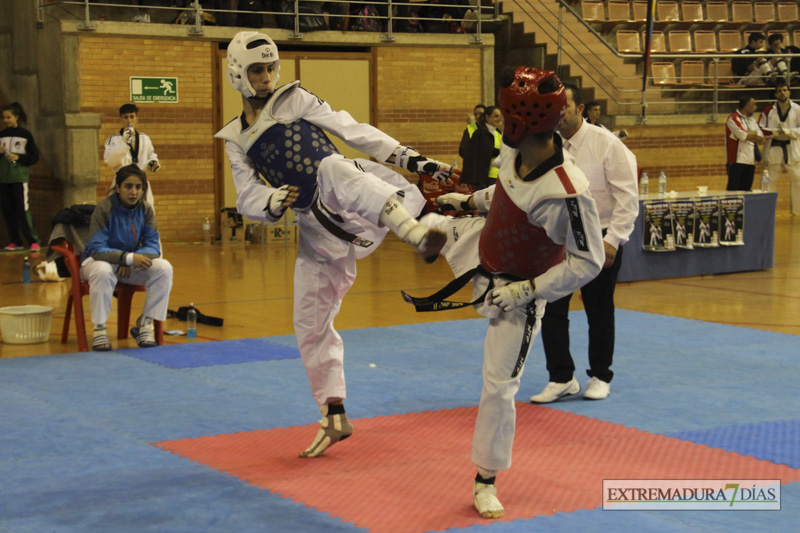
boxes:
[478,179,565,279]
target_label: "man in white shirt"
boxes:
[104,103,161,207]
[758,81,800,215]
[531,83,639,403]
[726,96,764,191]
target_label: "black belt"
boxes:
[401,265,538,378]
[401,266,493,312]
[772,139,790,164]
[310,199,374,248]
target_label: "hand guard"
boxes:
[489,280,536,312]
[265,184,292,222]
[436,192,472,212]
[148,160,161,172]
[392,146,453,183]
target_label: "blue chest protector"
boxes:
[245,119,340,210]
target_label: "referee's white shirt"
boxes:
[560,120,639,250]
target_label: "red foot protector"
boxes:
[154,406,800,532]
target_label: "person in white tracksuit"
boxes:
[216,31,453,458]
[410,67,604,519]
[104,103,161,208]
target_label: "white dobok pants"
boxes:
[293,155,425,407]
[765,156,800,215]
[424,214,547,472]
[80,257,173,325]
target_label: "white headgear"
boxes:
[226,31,280,98]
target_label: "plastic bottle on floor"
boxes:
[22,256,31,284]
[187,304,197,339]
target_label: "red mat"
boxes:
[155,406,800,533]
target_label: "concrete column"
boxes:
[65,112,103,205]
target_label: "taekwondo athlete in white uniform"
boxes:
[216,31,453,458]
[404,67,604,518]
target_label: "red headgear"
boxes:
[498,67,566,148]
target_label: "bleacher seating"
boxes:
[668,30,693,52]
[753,2,776,23]
[707,60,737,86]
[681,1,704,23]
[575,0,798,91]
[582,0,604,22]
[644,30,668,53]
[679,60,706,85]
[651,62,678,84]
[731,2,754,22]
[705,2,729,22]
[694,30,718,53]
[632,1,649,22]
[718,30,742,52]
[657,1,680,22]
[608,1,631,22]
[777,2,799,23]
[617,29,642,52]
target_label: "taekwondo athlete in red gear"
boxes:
[413,67,604,518]
[215,31,452,458]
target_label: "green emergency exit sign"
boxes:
[130,77,179,103]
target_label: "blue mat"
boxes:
[667,419,800,469]
[1,310,799,532]
[119,337,300,368]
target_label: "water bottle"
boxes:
[203,216,211,244]
[22,256,31,283]
[187,303,197,339]
[639,172,649,197]
[760,168,770,192]
[658,171,667,197]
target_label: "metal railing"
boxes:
[37,0,501,43]
[517,0,799,121]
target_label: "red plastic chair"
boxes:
[50,239,164,352]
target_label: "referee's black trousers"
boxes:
[540,243,624,384]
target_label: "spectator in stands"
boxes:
[765,34,799,84]
[583,101,628,139]
[732,32,775,86]
[759,81,800,215]
[725,95,764,191]
[418,0,469,33]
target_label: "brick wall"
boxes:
[375,46,483,180]
[78,36,216,243]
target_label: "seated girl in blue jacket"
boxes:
[82,165,173,351]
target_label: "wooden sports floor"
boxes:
[1,214,798,358]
